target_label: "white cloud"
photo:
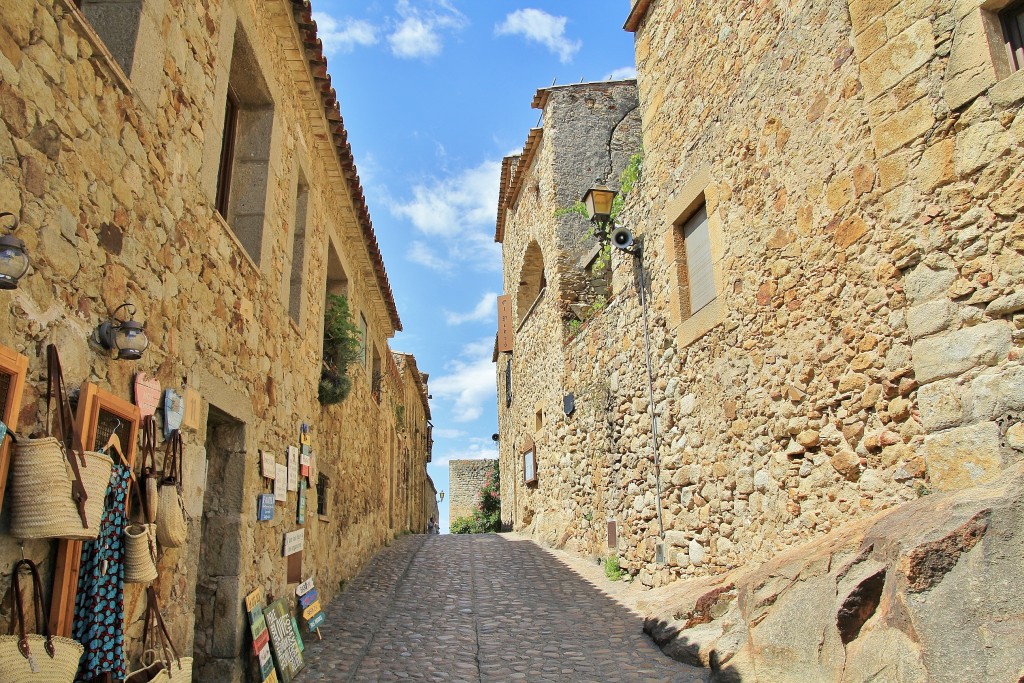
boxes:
[430,338,497,422]
[390,160,502,271]
[444,291,499,325]
[406,241,453,273]
[388,0,467,59]
[313,12,378,54]
[429,439,499,468]
[433,427,466,439]
[496,9,581,63]
[606,66,638,81]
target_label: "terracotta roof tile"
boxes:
[289,0,402,332]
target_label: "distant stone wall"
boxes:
[449,459,497,522]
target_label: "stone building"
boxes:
[496,0,1023,590]
[0,1,432,680]
[448,458,499,523]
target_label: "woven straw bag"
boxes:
[0,559,83,682]
[139,416,160,524]
[124,477,159,584]
[9,345,113,540]
[125,587,192,683]
[155,430,187,548]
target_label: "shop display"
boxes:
[258,493,275,521]
[72,459,132,680]
[246,589,278,683]
[9,345,113,540]
[297,579,324,636]
[155,430,187,548]
[0,559,83,682]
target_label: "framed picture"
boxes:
[523,447,537,485]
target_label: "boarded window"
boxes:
[682,203,715,315]
[316,474,329,516]
[1004,0,1024,71]
[287,171,310,322]
[215,25,275,265]
[75,0,144,75]
[504,358,512,408]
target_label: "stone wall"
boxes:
[449,459,497,523]
[497,0,1023,589]
[0,1,431,680]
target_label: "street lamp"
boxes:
[0,212,30,290]
[96,302,150,360]
[581,180,666,545]
[438,491,445,503]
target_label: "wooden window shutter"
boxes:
[1003,0,1024,72]
[683,203,715,315]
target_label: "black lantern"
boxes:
[581,180,617,225]
[97,303,150,360]
[0,212,29,290]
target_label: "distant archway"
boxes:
[517,241,547,324]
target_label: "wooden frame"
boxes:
[523,446,537,486]
[50,382,140,637]
[215,88,238,217]
[0,344,29,516]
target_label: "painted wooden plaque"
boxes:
[301,601,321,620]
[245,589,278,683]
[283,529,305,557]
[274,464,288,502]
[265,598,304,682]
[298,588,318,609]
[287,446,299,492]
[182,387,202,429]
[295,578,314,597]
[258,494,275,521]
[306,611,325,632]
[134,373,161,418]
[296,480,307,524]
[497,295,513,352]
[163,389,184,437]
[262,450,276,479]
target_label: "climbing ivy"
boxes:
[319,293,363,405]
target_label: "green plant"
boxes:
[604,556,623,582]
[393,403,406,430]
[583,511,594,522]
[566,318,583,337]
[319,294,363,405]
[449,461,501,534]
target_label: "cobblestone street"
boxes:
[293,534,707,683]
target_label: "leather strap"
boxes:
[8,559,57,659]
[161,429,183,489]
[45,344,89,528]
[143,587,179,667]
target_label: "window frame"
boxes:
[215,88,239,218]
[0,344,29,518]
[523,446,538,485]
[1002,0,1024,72]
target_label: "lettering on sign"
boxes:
[295,578,314,597]
[283,529,305,557]
[306,612,325,632]
[298,588,318,609]
[302,601,321,620]
[497,295,513,352]
[265,598,304,682]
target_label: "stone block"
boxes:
[942,9,997,110]
[986,291,1024,317]
[911,138,955,190]
[969,366,1024,420]
[849,0,902,33]
[211,575,244,658]
[871,97,934,156]
[859,19,934,101]
[906,298,956,339]
[924,421,1002,490]
[912,321,1011,384]
[955,120,1013,176]
[904,264,957,305]
[917,378,966,432]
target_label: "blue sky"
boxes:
[311,1,637,531]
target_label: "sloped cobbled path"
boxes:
[292,534,707,683]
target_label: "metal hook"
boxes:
[19,543,25,560]
[0,212,17,232]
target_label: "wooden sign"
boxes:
[299,423,311,446]
[257,494,275,521]
[245,589,279,683]
[274,464,288,502]
[287,446,299,492]
[497,295,513,352]
[283,529,305,557]
[295,577,324,637]
[262,450,276,479]
[182,387,202,429]
[134,373,161,418]
[265,598,304,682]
[299,445,311,477]
[298,588,318,609]
[296,480,307,524]
[163,389,184,437]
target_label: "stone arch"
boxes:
[517,240,547,324]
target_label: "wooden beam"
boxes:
[0,344,29,516]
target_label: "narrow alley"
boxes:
[293,535,706,683]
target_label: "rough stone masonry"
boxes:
[496,0,1023,595]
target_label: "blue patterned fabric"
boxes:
[73,463,131,681]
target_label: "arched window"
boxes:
[516,241,546,325]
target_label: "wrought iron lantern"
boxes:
[0,212,30,290]
[438,491,445,503]
[97,303,150,360]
